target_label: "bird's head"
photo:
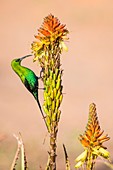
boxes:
[11,55,32,68]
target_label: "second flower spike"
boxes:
[75,103,110,169]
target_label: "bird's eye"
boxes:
[16,59,20,62]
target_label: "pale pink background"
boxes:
[0,0,113,169]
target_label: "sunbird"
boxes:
[11,55,45,121]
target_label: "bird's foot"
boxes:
[39,68,44,79]
[38,87,45,90]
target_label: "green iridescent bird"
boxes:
[11,55,45,120]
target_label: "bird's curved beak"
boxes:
[20,54,32,61]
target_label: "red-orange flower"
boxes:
[35,14,68,42]
[31,14,69,62]
[79,103,110,149]
[75,103,110,169]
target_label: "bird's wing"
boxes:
[24,78,32,92]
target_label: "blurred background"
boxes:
[0,0,113,169]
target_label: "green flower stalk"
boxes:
[31,14,69,170]
[75,103,110,170]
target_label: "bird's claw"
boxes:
[39,68,44,79]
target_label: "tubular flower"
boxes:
[31,14,69,63]
[31,14,69,133]
[75,103,110,169]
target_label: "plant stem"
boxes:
[86,151,95,170]
[49,122,58,170]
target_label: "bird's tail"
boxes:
[36,98,45,119]
[33,92,48,131]
[33,92,48,129]
[32,92,43,115]
[36,99,49,131]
